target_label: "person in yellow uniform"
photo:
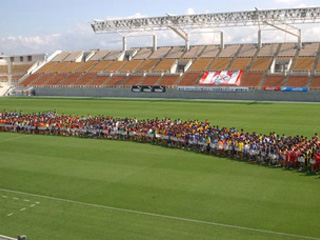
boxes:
[239,140,244,160]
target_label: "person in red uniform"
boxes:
[313,149,320,173]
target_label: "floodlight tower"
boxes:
[91,7,320,51]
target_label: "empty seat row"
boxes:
[19,73,185,87]
[286,76,309,87]
[0,65,8,74]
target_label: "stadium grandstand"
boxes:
[3,7,320,101]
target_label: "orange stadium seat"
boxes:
[140,75,161,85]
[293,57,315,71]
[32,74,55,86]
[90,61,112,72]
[250,57,273,71]
[310,76,320,89]
[263,75,285,87]
[121,60,143,72]
[45,73,69,86]
[87,75,110,86]
[286,76,309,87]
[47,62,71,73]
[59,73,82,86]
[153,59,176,72]
[74,73,98,86]
[229,58,251,71]
[189,58,213,71]
[240,72,264,87]
[137,59,159,72]
[19,74,41,86]
[315,60,320,71]
[105,75,127,86]
[158,75,180,86]
[209,58,232,71]
[178,72,201,86]
[122,75,144,86]
[105,61,126,72]
[76,61,98,72]
[60,62,82,73]
[36,62,56,73]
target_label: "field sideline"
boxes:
[0,97,320,240]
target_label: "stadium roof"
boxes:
[90,7,320,51]
[91,7,320,33]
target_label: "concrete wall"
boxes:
[33,87,320,102]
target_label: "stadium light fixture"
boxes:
[90,7,320,50]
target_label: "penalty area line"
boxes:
[0,188,318,240]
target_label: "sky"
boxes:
[0,0,319,55]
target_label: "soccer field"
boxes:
[0,97,320,240]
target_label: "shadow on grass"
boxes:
[246,101,273,105]
[2,96,276,106]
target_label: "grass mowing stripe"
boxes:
[0,187,318,240]
[0,135,30,142]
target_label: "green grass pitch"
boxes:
[0,97,319,240]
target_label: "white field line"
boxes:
[2,194,38,216]
[0,188,318,240]
[0,135,30,143]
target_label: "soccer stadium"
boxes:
[1,1,320,240]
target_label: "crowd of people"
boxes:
[1,109,320,173]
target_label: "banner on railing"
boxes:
[280,87,308,92]
[177,86,249,92]
[199,70,243,85]
[263,87,281,91]
[132,86,166,93]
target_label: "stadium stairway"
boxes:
[258,44,283,88]
[283,47,301,86]
[308,45,320,87]
[307,74,314,88]
[0,82,12,96]
[241,45,260,80]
